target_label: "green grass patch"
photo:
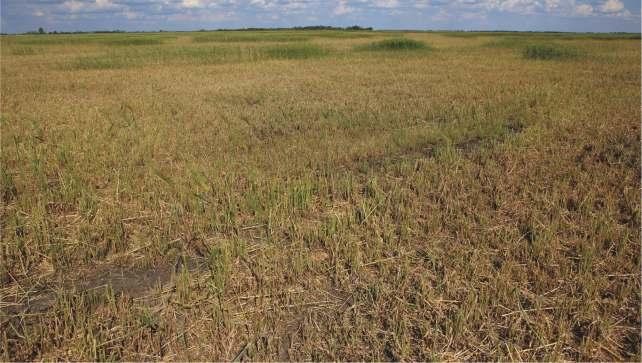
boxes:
[102,37,165,46]
[12,34,172,46]
[483,37,525,49]
[62,47,235,70]
[61,43,331,70]
[558,33,641,41]
[13,35,96,45]
[192,32,309,43]
[356,38,430,52]
[261,43,329,60]
[523,44,579,60]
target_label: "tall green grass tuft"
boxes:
[523,44,578,60]
[356,38,430,52]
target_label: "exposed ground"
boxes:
[1,30,640,361]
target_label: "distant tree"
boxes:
[38,27,45,34]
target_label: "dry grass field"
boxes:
[0,30,640,361]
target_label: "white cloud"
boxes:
[334,0,355,15]
[600,0,624,13]
[62,0,85,12]
[282,1,311,13]
[250,0,272,9]
[95,0,113,8]
[575,3,593,15]
[442,0,631,18]
[374,0,400,8]
[414,0,430,9]
[431,7,449,21]
[124,10,139,19]
[181,0,202,8]
[62,0,120,13]
[462,11,487,20]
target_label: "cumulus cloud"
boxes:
[448,0,634,18]
[575,3,593,15]
[62,0,122,13]
[181,0,202,9]
[334,0,355,15]
[600,0,624,13]
[414,0,430,9]
[374,0,399,8]
[10,0,637,19]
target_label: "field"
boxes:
[0,30,640,361]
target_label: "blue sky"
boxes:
[1,0,640,34]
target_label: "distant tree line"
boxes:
[24,27,127,35]
[295,25,373,31]
[213,25,373,31]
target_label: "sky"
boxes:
[1,0,640,34]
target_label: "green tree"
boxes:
[38,27,45,34]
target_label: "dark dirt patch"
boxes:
[1,256,206,317]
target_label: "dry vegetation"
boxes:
[0,30,640,361]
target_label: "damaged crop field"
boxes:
[0,30,640,361]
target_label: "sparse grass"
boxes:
[356,37,430,51]
[0,30,640,361]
